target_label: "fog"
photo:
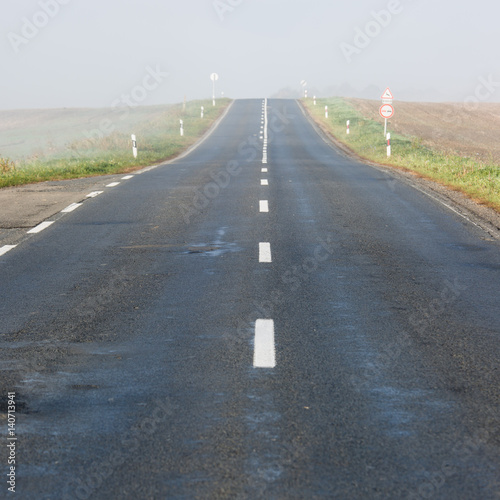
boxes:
[2,0,499,109]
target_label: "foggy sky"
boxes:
[2,0,499,109]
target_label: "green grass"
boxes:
[0,99,230,188]
[303,97,500,211]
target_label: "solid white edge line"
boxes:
[0,245,17,257]
[135,100,236,174]
[259,242,272,263]
[254,319,276,368]
[27,221,54,234]
[296,99,495,239]
[61,203,83,213]
[259,200,269,212]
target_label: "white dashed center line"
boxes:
[254,319,276,368]
[261,168,268,173]
[259,242,272,263]
[61,203,83,213]
[261,179,268,186]
[86,191,103,198]
[0,245,17,257]
[121,175,134,180]
[27,221,54,234]
[259,200,269,213]
[106,182,120,188]
[262,98,268,164]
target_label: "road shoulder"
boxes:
[298,100,500,241]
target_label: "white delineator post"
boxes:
[201,106,204,118]
[131,134,137,158]
[387,133,391,157]
[347,120,350,135]
[180,120,184,137]
[313,96,316,106]
[325,106,328,119]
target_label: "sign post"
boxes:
[210,73,219,106]
[300,80,307,98]
[380,87,394,137]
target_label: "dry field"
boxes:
[347,98,500,165]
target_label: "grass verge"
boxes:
[302,97,500,212]
[0,99,230,188]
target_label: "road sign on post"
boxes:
[379,104,394,119]
[210,73,219,106]
[300,80,307,98]
[381,87,394,101]
[380,88,394,136]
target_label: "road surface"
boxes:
[1,99,499,499]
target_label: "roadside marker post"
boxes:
[387,133,391,157]
[201,106,204,118]
[325,106,328,119]
[131,134,137,158]
[180,119,184,137]
[313,96,316,106]
[347,120,350,135]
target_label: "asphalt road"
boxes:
[1,99,499,499]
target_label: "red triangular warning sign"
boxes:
[381,87,394,100]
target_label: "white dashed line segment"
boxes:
[254,319,276,368]
[0,245,17,257]
[61,203,83,213]
[27,221,54,234]
[86,191,103,198]
[106,182,120,188]
[121,175,134,180]
[259,242,272,263]
[259,200,269,213]
[261,168,268,173]
[261,179,268,186]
